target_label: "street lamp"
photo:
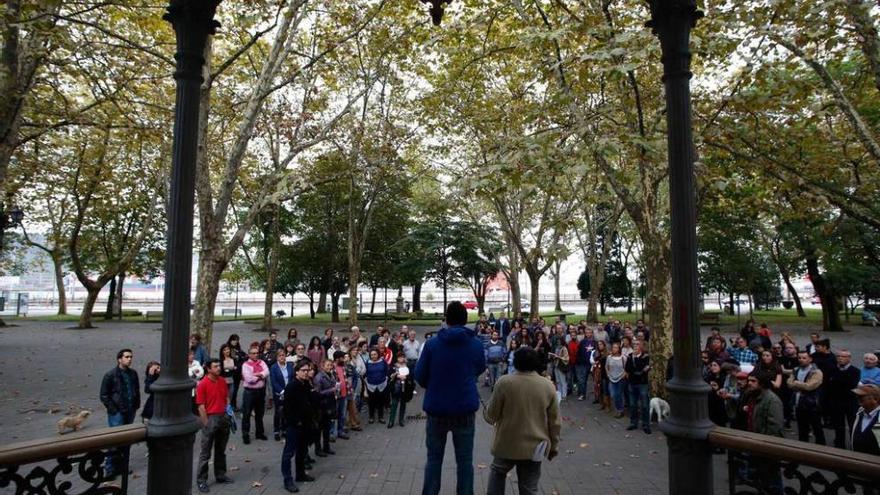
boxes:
[419,0,712,493]
[147,1,220,494]
[420,0,452,26]
[0,205,24,252]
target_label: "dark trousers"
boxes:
[196,414,229,483]
[486,457,541,495]
[273,398,285,436]
[241,388,266,437]
[389,395,407,424]
[281,425,307,484]
[317,411,332,453]
[830,404,857,449]
[231,376,241,409]
[368,388,386,420]
[422,413,475,495]
[796,408,826,445]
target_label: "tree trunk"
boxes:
[308,293,315,319]
[442,280,448,314]
[643,242,673,399]
[52,252,67,315]
[262,229,280,331]
[503,233,523,318]
[844,297,850,322]
[78,286,102,329]
[600,298,606,316]
[348,261,360,325]
[526,267,540,317]
[317,292,327,314]
[105,277,117,320]
[805,253,844,332]
[781,270,806,317]
[553,260,562,312]
[331,293,340,323]
[747,293,753,316]
[192,253,226,351]
[370,286,377,314]
[115,272,124,319]
[412,282,422,312]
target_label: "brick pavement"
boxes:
[1,319,877,494]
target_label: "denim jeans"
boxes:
[608,381,625,412]
[422,413,475,495]
[280,425,307,484]
[574,364,588,397]
[628,383,650,428]
[553,367,567,401]
[104,410,135,475]
[487,363,503,389]
[486,457,541,495]
[336,396,348,436]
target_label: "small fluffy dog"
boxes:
[57,410,91,434]
[649,397,670,423]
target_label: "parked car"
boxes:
[462,300,479,310]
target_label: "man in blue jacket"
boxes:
[415,301,487,495]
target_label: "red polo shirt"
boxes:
[196,375,228,415]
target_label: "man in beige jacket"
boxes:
[484,347,561,495]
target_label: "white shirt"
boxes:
[403,339,422,360]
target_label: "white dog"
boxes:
[649,397,670,423]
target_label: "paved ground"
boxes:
[0,319,877,494]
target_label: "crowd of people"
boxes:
[96,311,879,494]
[700,322,880,493]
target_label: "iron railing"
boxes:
[0,424,146,494]
[708,426,880,495]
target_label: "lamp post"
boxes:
[146,1,220,493]
[0,204,24,253]
[647,0,714,494]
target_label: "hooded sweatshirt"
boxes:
[415,325,487,417]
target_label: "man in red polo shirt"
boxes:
[195,358,234,493]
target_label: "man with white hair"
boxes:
[828,349,861,448]
[403,329,422,370]
[861,353,880,386]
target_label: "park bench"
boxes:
[356,313,386,321]
[144,311,163,320]
[699,312,722,325]
[220,308,242,316]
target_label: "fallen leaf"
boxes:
[565,449,575,454]
[244,458,252,463]
[369,473,378,478]
[229,466,240,471]
[338,474,346,479]
[477,464,487,469]
[579,443,589,448]
[251,481,263,488]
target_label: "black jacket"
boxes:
[141,373,158,419]
[283,378,316,428]
[827,365,861,409]
[100,366,141,415]
[625,353,650,386]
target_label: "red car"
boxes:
[462,300,478,310]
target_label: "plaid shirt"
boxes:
[730,347,758,365]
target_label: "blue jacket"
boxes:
[415,325,487,417]
[270,362,293,399]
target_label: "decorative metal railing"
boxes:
[708,426,880,495]
[0,424,146,494]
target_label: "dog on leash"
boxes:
[649,397,670,423]
[57,410,91,434]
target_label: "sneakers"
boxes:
[626,425,638,431]
[398,419,405,427]
[324,449,335,455]
[577,396,585,401]
[643,427,652,434]
[255,434,269,441]
[296,474,315,482]
[284,481,300,493]
[338,433,350,440]
[315,451,327,458]
[216,476,234,484]
[197,481,210,493]
[274,432,281,441]
[242,435,250,445]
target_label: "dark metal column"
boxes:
[648,1,713,494]
[147,1,220,493]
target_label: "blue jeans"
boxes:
[104,410,135,474]
[575,364,588,397]
[280,425,307,484]
[608,381,625,412]
[628,383,650,428]
[487,363,503,389]
[422,413,475,495]
[336,396,348,436]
